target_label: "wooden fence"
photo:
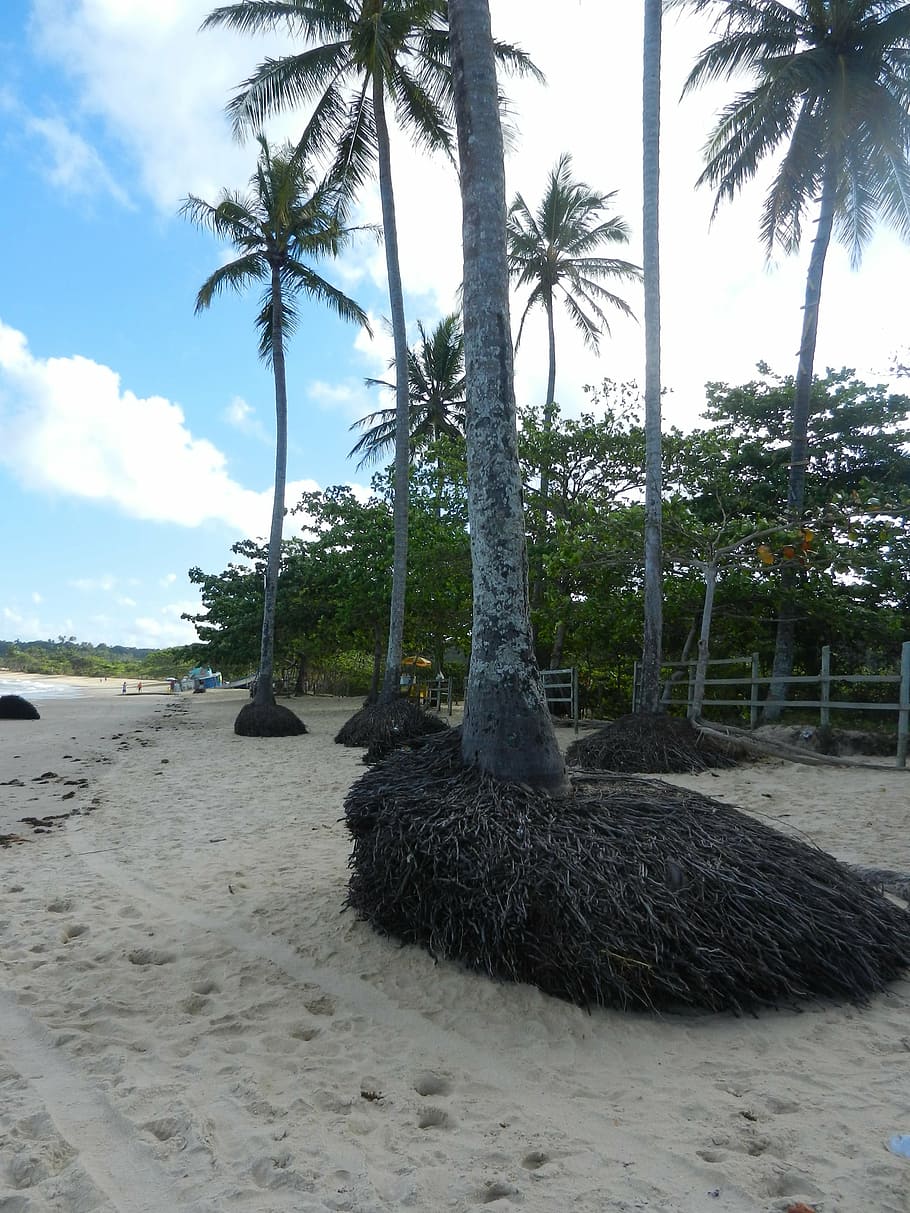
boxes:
[633,642,910,768]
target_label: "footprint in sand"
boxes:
[521,1150,550,1170]
[46,898,73,913]
[474,1179,520,1204]
[417,1106,453,1130]
[413,1070,452,1097]
[61,924,88,942]
[127,947,176,966]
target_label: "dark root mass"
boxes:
[566,713,743,774]
[344,728,908,1013]
[234,701,307,737]
[335,697,448,760]
[0,694,41,720]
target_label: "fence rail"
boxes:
[633,641,910,768]
[542,667,579,731]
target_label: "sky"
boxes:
[1,1,908,651]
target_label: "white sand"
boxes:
[1,688,908,1213]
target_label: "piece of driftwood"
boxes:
[693,719,905,773]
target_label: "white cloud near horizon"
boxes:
[0,319,319,540]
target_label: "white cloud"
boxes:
[223,395,270,443]
[31,592,42,604]
[0,319,306,539]
[69,575,117,593]
[29,0,304,212]
[159,572,177,587]
[26,115,132,206]
[116,595,137,607]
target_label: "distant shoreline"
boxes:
[0,671,121,699]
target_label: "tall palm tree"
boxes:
[203,0,539,705]
[349,311,465,469]
[676,0,910,716]
[182,137,369,735]
[640,0,664,714]
[507,155,642,623]
[449,0,566,792]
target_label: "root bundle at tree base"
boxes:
[345,729,908,1013]
[335,697,448,760]
[0,695,40,720]
[234,701,307,737]
[566,713,744,774]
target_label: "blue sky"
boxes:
[1,1,908,650]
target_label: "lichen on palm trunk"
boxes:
[344,728,908,1013]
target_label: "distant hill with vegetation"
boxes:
[0,638,199,679]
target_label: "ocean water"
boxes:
[0,677,89,701]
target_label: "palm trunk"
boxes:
[530,294,557,617]
[449,0,567,793]
[688,560,716,721]
[255,262,288,709]
[639,0,663,715]
[373,74,411,703]
[764,160,837,721]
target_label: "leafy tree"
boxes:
[349,311,466,485]
[449,0,566,790]
[676,0,910,714]
[182,137,369,731]
[203,0,538,705]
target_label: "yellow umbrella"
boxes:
[402,655,432,668]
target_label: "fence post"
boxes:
[897,640,909,769]
[820,645,831,729]
[631,660,639,713]
[750,653,760,730]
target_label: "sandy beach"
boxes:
[1,684,909,1213]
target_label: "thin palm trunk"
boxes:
[688,559,716,721]
[373,74,411,703]
[764,159,837,720]
[530,293,557,615]
[640,0,663,715]
[449,0,566,793]
[255,262,289,709]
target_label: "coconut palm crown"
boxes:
[349,312,465,468]
[507,153,642,401]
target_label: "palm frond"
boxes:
[194,252,267,313]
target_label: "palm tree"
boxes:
[675,0,910,716]
[640,0,664,714]
[349,311,465,472]
[507,155,641,626]
[182,137,369,735]
[203,0,539,705]
[449,0,566,791]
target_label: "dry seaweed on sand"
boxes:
[344,728,909,1013]
[335,697,448,759]
[566,712,743,774]
[0,694,41,720]
[234,701,307,737]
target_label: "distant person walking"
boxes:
[121,681,127,695]
[137,681,142,693]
